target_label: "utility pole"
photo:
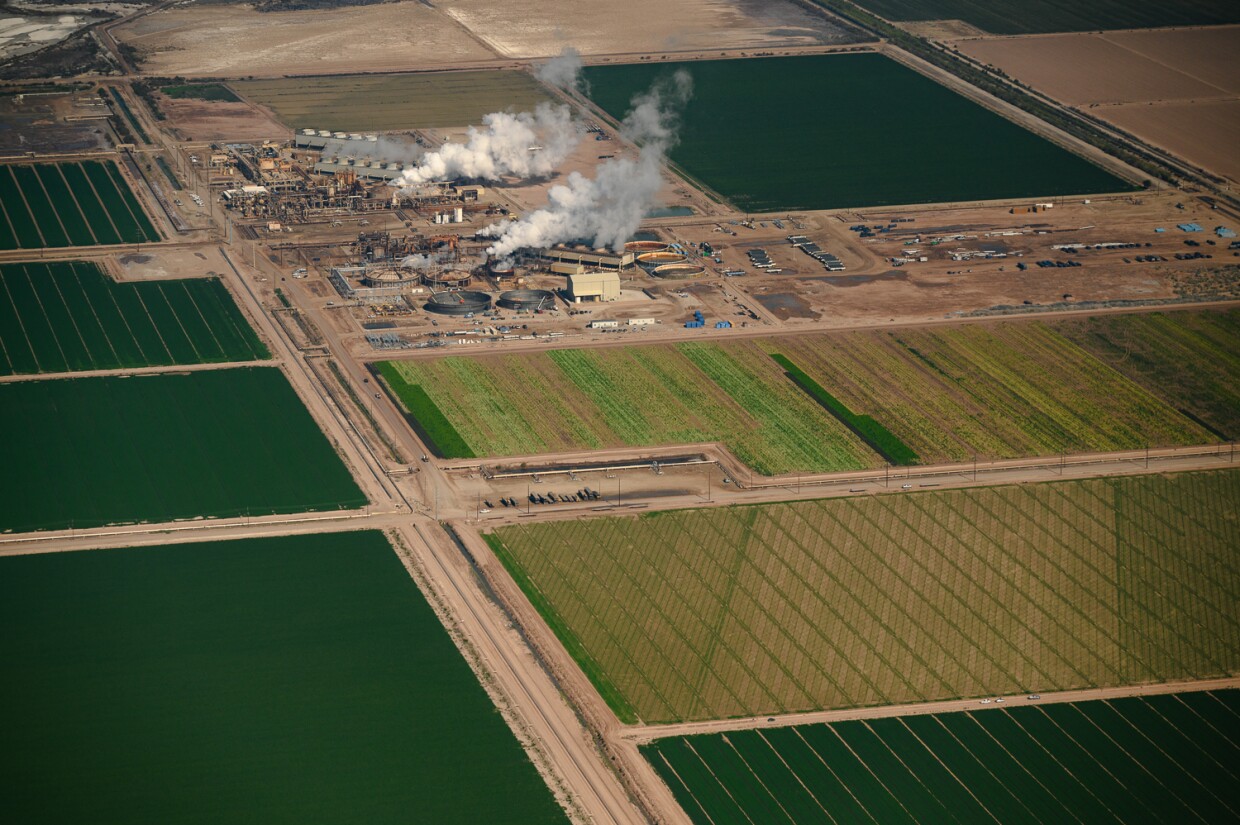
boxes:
[885,462,890,488]
[527,482,530,515]
[973,454,977,482]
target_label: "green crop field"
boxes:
[488,470,1240,723]
[581,55,1134,212]
[0,531,566,824]
[235,71,551,132]
[160,83,240,102]
[0,260,267,375]
[840,0,1240,34]
[1054,309,1240,441]
[378,342,876,475]
[379,316,1213,474]
[0,160,160,249]
[0,368,365,532]
[645,690,1240,825]
[768,321,1214,463]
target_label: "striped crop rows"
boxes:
[0,261,268,375]
[380,313,1219,473]
[644,691,1240,825]
[0,161,160,249]
[488,471,1240,723]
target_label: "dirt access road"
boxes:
[623,676,1240,743]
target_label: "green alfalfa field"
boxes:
[582,53,1135,212]
[0,531,566,824]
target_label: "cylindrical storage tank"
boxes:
[637,251,687,269]
[497,289,555,310]
[425,290,491,316]
[454,207,464,223]
[422,269,472,288]
[624,240,669,253]
[489,262,515,279]
[652,262,706,279]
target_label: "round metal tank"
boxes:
[421,269,472,288]
[625,240,669,253]
[497,289,555,311]
[360,267,417,287]
[637,251,686,268]
[652,262,706,279]
[425,290,491,316]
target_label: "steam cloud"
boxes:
[536,46,586,93]
[396,49,586,191]
[484,70,693,265]
[400,251,451,270]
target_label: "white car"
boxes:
[979,699,992,705]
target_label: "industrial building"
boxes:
[567,270,621,303]
[538,245,635,271]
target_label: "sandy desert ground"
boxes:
[436,0,859,58]
[1100,98,1240,183]
[113,2,495,77]
[955,27,1238,105]
[955,26,1240,182]
[158,96,289,141]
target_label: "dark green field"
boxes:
[0,160,160,249]
[0,368,365,532]
[645,690,1240,824]
[582,54,1134,212]
[160,83,241,102]
[840,0,1240,34]
[0,260,268,375]
[0,531,566,824]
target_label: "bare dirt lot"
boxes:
[955,28,1238,105]
[157,95,289,142]
[435,0,860,58]
[954,26,1240,183]
[1100,99,1240,183]
[113,2,496,77]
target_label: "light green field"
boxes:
[379,343,875,474]
[488,471,1240,723]
[379,316,1214,473]
[235,71,551,131]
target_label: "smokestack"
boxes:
[483,70,693,265]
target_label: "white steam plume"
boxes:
[536,46,587,93]
[396,101,580,190]
[400,251,451,270]
[484,70,692,265]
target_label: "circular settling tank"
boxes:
[497,289,555,311]
[360,267,418,287]
[421,269,472,288]
[425,290,492,315]
[652,262,706,279]
[625,240,669,253]
[637,251,687,268]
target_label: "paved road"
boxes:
[623,677,1240,743]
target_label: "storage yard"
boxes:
[4,0,1239,822]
